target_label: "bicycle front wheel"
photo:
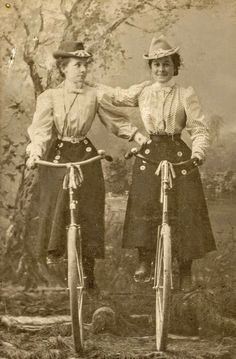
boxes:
[67,224,84,354]
[154,223,172,352]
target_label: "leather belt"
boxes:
[150,132,181,137]
[150,132,181,138]
[150,133,181,142]
[59,136,86,143]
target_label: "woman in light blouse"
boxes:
[26,41,150,292]
[121,36,216,290]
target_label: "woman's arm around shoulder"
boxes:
[86,80,151,107]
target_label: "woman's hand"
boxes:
[133,131,149,146]
[191,157,203,166]
[26,155,40,169]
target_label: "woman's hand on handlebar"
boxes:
[191,157,202,166]
[26,155,41,169]
[133,131,149,147]
[25,150,113,169]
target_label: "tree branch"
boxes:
[10,2,48,96]
[107,2,148,34]
[146,1,166,11]
[13,2,30,37]
[124,21,153,33]
[60,0,81,31]
[1,33,15,47]
[91,0,149,49]
[60,0,71,24]
[38,5,44,33]
[83,0,94,16]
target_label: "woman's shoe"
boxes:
[134,261,151,282]
[46,253,64,266]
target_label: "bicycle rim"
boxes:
[67,225,84,354]
[154,223,172,351]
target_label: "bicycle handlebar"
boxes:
[36,150,113,168]
[125,147,201,171]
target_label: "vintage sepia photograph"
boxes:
[0,0,235,358]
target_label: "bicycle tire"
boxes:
[67,224,84,354]
[154,223,172,351]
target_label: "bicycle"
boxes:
[36,149,112,355]
[125,147,200,351]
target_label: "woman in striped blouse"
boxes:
[120,36,216,290]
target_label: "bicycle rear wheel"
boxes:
[67,224,84,354]
[154,223,172,351]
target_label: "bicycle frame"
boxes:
[36,149,112,354]
[153,160,174,290]
[66,164,84,290]
[158,160,174,225]
[125,147,200,351]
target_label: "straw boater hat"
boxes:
[53,41,92,60]
[143,35,180,60]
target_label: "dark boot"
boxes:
[46,250,64,265]
[134,248,152,282]
[179,260,192,291]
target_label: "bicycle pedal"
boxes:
[133,275,152,283]
[77,286,84,290]
[66,287,84,291]
[152,285,164,290]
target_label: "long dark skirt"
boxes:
[36,138,105,259]
[123,135,216,261]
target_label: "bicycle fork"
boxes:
[66,165,84,290]
[153,161,174,291]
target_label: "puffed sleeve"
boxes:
[183,87,210,161]
[95,80,151,107]
[26,90,54,158]
[97,93,138,140]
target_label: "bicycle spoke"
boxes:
[155,224,172,352]
[67,226,84,354]
[156,239,163,287]
[76,238,84,286]
[78,289,84,343]
[154,227,161,278]
[76,255,83,284]
[155,237,161,284]
[158,291,163,319]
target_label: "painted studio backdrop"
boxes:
[0,0,236,358]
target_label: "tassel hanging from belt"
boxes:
[63,165,84,190]
[155,161,176,203]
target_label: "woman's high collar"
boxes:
[64,79,85,93]
[151,78,176,89]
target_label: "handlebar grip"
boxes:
[105,155,113,162]
[124,147,138,160]
[172,157,201,177]
[16,163,26,170]
[124,151,133,160]
[97,150,113,162]
[97,149,105,156]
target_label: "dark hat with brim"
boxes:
[53,41,92,60]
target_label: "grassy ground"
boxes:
[0,197,235,358]
[1,329,236,359]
